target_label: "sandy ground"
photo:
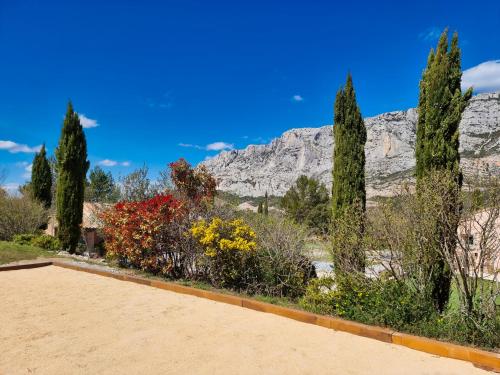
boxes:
[0,266,491,375]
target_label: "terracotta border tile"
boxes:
[203,291,243,307]
[315,315,334,329]
[391,332,500,371]
[241,299,317,325]
[466,348,500,371]
[123,275,152,286]
[391,332,450,357]
[330,317,394,343]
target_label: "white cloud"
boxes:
[98,159,130,167]
[179,142,234,151]
[179,143,203,150]
[206,142,234,151]
[0,140,41,153]
[419,27,442,42]
[292,95,304,102]
[15,161,32,179]
[78,114,99,128]
[1,182,20,196]
[462,60,500,93]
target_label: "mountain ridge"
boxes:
[202,92,500,198]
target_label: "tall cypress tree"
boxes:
[56,102,89,253]
[31,144,52,208]
[331,74,367,273]
[415,30,472,311]
[263,191,269,216]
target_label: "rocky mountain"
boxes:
[202,92,500,199]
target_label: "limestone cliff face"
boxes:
[202,92,500,198]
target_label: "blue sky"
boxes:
[1,0,500,192]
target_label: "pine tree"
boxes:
[263,191,269,216]
[56,102,89,253]
[281,175,330,234]
[331,74,367,273]
[31,144,52,208]
[415,29,472,311]
[86,166,118,202]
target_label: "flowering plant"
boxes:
[101,194,182,275]
[190,217,259,289]
[190,218,257,256]
[169,158,217,203]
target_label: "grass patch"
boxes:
[0,241,55,265]
[448,278,500,312]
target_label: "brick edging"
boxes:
[2,260,498,371]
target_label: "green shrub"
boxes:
[300,276,436,328]
[13,233,39,246]
[359,280,437,330]
[244,214,316,298]
[13,233,60,250]
[438,311,500,349]
[31,234,60,251]
[299,277,337,315]
[0,195,48,241]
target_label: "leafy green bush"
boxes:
[438,311,500,349]
[298,277,337,315]
[245,214,316,298]
[300,276,437,328]
[12,233,39,246]
[31,234,60,250]
[299,274,499,349]
[13,233,60,250]
[0,195,48,241]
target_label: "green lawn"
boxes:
[448,278,500,311]
[0,241,54,265]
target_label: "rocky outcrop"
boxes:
[202,92,500,198]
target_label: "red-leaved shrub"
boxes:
[169,158,217,204]
[101,194,183,275]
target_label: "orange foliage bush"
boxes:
[101,194,183,275]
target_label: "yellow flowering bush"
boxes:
[190,217,259,289]
[190,218,257,256]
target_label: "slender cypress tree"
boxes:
[415,30,472,311]
[31,144,52,208]
[257,201,263,214]
[263,191,269,216]
[56,102,89,253]
[416,30,471,181]
[331,74,367,273]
